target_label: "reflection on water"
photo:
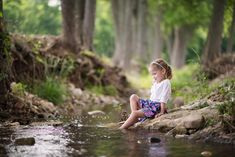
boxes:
[0,114,234,157]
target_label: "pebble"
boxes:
[149,137,161,143]
[201,151,212,157]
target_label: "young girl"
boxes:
[119,59,172,129]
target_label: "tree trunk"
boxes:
[171,26,193,69]
[0,0,11,104]
[136,0,148,63]
[61,0,77,52]
[61,0,96,53]
[226,0,235,53]
[111,0,134,69]
[166,30,174,59]
[83,0,96,51]
[111,0,124,66]
[151,11,163,60]
[202,0,226,65]
[74,0,85,51]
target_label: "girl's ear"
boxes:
[162,69,167,78]
[162,68,166,75]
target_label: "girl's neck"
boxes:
[154,78,166,84]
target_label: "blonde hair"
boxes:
[149,58,172,80]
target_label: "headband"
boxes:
[151,61,165,70]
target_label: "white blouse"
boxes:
[150,79,171,103]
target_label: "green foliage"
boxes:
[3,0,61,35]
[44,55,75,78]
[217,102,235,116]
[33,77,67,105]
[94,0,114,57]
[172,63,214,104]
[87,85,118,96]
[216,79,235,116]
[204,118,217,127]
[11,82,27,97]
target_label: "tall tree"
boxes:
[61,0,77,52]
[136,0,148,62]
[111,0,134,68]
[0,0,11,104]
[83,0,96,50]
[148,0,164,60]
[203,0,227,64]
[171,25,194,68]
[61,0,96,53]
[226,0,235,53]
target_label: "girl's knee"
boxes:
[131,111,139,117]
[130,94,139,102]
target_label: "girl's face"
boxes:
[150,67,165,83]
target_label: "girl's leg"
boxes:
[119,110,145,129]
[129,94,141,112]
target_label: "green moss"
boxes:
[11,82,27,97]
[81,50,96,58]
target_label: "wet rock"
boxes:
[201,151,212,157]
[88,110,105,116]
[149,137,161,143]
[14,137,35,146]
[174,125,187,135]
[71,87,83,98]
[175,134,189,139]
[188,129,197,134]
[183,113,204,129]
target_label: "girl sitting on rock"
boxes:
[119,59,172,129]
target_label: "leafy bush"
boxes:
[33,77,67,105]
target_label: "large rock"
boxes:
[182,113,204,129]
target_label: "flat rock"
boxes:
[14,137,35,146]
[182,113,204,129]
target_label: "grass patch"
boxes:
[171,63,214,104]
[87,85,118,96]
[32,77,67,105]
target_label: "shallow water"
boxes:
[0,113,234,157]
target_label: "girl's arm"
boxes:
[155,102,166,118]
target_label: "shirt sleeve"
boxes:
[159,80,171,104]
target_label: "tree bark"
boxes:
[61,0,77,52]
[83,0,96,51]
[61,0,96,53]
[226,0,235,53]
[111,0,134,69]
[202,0,226,65]
[0,0,11,104]
[151,11,163,60]
[171,26,193,69]
[111,0,124,66]
[136,0,148,62]
[74,0,85,51]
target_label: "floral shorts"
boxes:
[139,99,161,118]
